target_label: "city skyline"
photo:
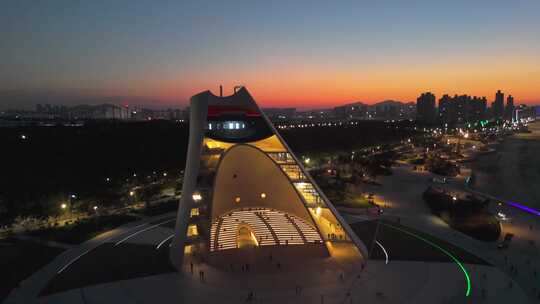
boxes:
[0,87,534,112]
[2,0,540,109]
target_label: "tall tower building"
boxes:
[438,94,456,124]
[505,95,515,121]
[416,92,436,123]
[492,90,505,119]
[170,87,367,272]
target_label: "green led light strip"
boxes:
[381,222,471,297]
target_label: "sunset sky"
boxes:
[1,0,539,109]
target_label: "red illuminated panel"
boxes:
[207,105,261,118]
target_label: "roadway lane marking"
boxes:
[374,240,389,264]
[57,248,92,274]
[156,234,175,250]
[56,222,150,274]
[104,223,148,241]
[114,219,175,246]
[381,222,472,297]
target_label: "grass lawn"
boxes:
[133,200,179,216]
[445,213,501,242]
[0,238,65,301]
[334,194,373,209]
[29,214,138,245]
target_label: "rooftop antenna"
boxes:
[219,85,223,97]
[234,85,243,94]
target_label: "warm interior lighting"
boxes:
[235,196,241,203]
[190,208,199,217]
[192,192,202,202]
[260,193,266,199]
[250,231,259,246]
[187,224,198,237]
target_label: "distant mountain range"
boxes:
[0,89,413,111]
[337,99,414,108]
[0,89,180,110]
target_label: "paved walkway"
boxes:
[5,185,536,304]
[4,213,176,304]
[356,163,540,303]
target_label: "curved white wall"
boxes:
[211,144,315,226]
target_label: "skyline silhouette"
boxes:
[2,0,539,108]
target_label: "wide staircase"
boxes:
[210,208,322,252]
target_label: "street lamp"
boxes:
[61,203,67,210]
[93,205,98,211]
[192,192,202,202]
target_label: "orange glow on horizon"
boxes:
[117,56,540,108]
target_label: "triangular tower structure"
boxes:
[170,87,367,269]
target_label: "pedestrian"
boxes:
[190,262,194,275]
[361,263,365,271]
[246,291,254,302]
[277,262,281,270]
[246,263,250,272]
[241,265,245,272]
[230,263,233,272]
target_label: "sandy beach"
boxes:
[472,120,540,209]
